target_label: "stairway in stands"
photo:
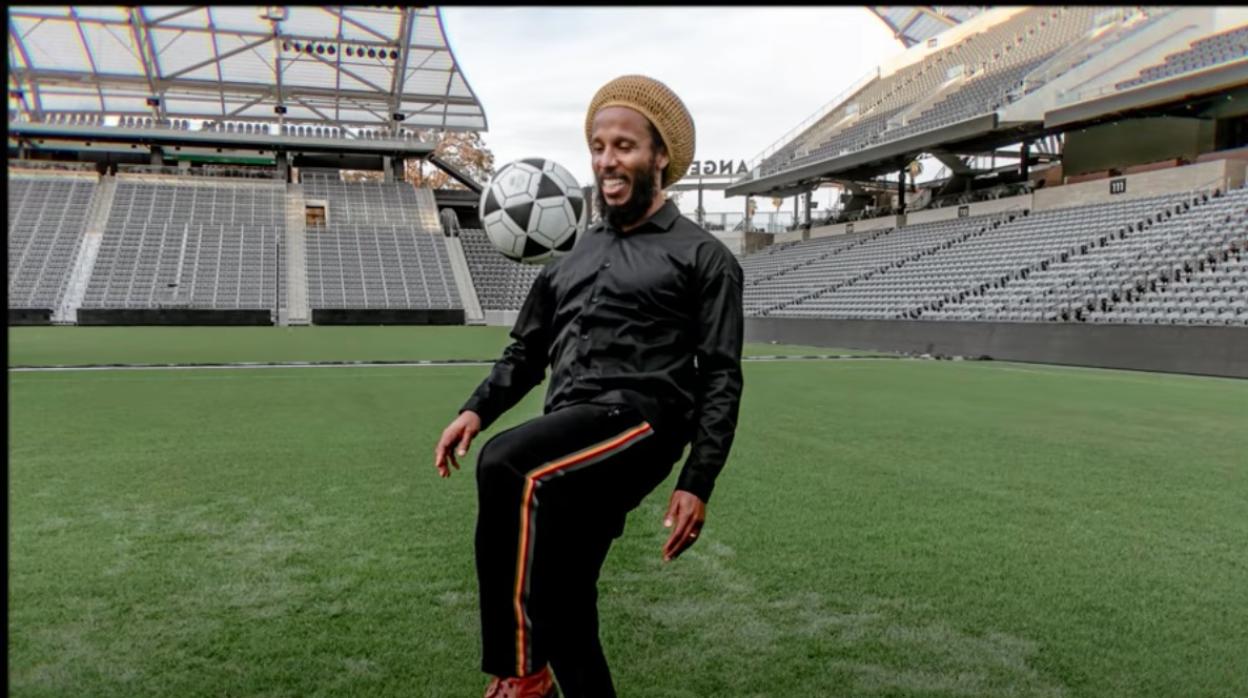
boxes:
[283,183,311,325]
[53,174,116,324]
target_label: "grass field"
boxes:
[8,327,1248,697]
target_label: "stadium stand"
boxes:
[300,172,460,310]
[758,7,1107,177]
[1084,187,1248,325]
[743,185,1247,326]
[931,189,1246,323]
[304,224,460,310]
[756,213,1013,318]
[458,228,543,311]
[1115,24,1248,90]
[81,178,286,311]
[301,171,441,229]
[8,173,97,312]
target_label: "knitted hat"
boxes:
[585,75,695,190]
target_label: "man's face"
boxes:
[590,106,669,229]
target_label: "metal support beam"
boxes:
[696,179,704,228]
[128,7,166,121]
[163,34,273,81]
[390,9,415,119]
[8,15,43,120]
[804,190,813,232]
[9,69,482,109]
[68,8,107,115]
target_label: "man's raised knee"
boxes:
[475,436,519,488]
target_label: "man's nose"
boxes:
[596,147,618,170]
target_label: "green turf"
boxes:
[9,332,1247,697]
[6,326,881,366]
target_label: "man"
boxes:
[434,74,744,698]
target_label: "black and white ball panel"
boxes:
[479,158,584,265]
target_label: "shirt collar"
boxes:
[594,199,681,235]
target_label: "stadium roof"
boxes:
[868,6,987,48]
[7,5,487,131]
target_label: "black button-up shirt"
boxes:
[461,199,744,502]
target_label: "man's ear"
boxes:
[656,148,670,178]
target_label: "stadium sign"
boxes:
[686,159,749,178]
[1109,178,1126,195]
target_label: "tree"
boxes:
[406,130,496,190]
[340,170,384,183]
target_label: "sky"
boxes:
[439,7,902,218]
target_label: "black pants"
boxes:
[475,402,684,698]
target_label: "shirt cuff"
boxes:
[675,466,716,504]
[459,397,494,430]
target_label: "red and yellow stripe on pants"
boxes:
[512,421,654,675]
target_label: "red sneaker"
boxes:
[484,665,557,698]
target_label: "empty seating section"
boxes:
[740,187,1248,326]
[1084,188,1248,325]
[933,190,1243,322]
[8,175,96,310]
[743,231,879,314]
[82,180,285,310]
[301,171,440,229]
[760,8,1108,177]
[762,214,1009,318]
[299,172,458,310]
[799,197,1183,320]
[1117,25,1248,90]
[304,224,460,309]
[458,228,543,310]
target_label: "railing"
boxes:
[702,211,797,234]
[744,67,879,175]
[7,159,98,174]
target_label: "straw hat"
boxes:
[585,75,695,190]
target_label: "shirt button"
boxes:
[590,295,598,303]
[581,332,589,341]
[601,261,611,269]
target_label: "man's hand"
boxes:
[434,411,482,478]
[662,490,706,562]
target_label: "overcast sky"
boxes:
[440,7,902,215]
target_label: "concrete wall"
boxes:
[312,308,464,325]
[77,309,272,325]
[772,230,806,245]
[743,231,772,255]
[483,309,520,327]
[1064,117,1216,176]
[902,206,962,226]
[906,194,1033,225]
[810,214,899,239]
[1033,158,1246,211]
[967,194,1033,217]
[745,317,1248,378]
[9,309,52,325]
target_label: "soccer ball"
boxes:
[479,158,586,264]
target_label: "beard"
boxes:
[595,158,659,230]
